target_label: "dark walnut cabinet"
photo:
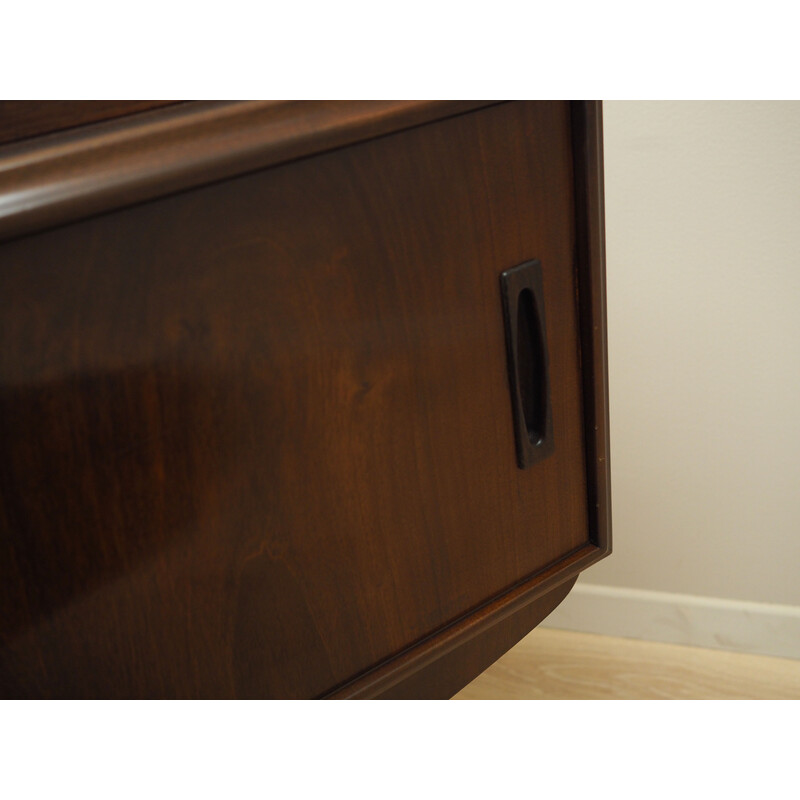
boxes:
[0,101,610,698]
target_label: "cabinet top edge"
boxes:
[0,100,501,242]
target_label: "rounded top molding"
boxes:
[0,100,498,242]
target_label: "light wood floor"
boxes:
[453,628,800,699]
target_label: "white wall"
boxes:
[545,102,800,657]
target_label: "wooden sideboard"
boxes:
[0,101,610,698]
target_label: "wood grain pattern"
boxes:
[0,101,608,698]
[0,101,180,147]
[367,577,577,699]
[0,100,497,242]
[454,628,800,699]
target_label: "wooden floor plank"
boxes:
[453,628,800,699]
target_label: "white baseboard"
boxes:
[541,580,800,661]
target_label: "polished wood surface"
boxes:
[0,100,497,241]
[370,577,577,699]
[0,101,180,146]
[0,101,609,698]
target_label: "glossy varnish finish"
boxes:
[0,101,180,146]
[0,101,607,698]
[367,576,578,700]
[0,101,497,241]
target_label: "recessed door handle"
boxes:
[500,259,554,469]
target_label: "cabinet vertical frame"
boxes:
[571,100,612,556]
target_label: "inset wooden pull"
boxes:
[500,260,554,468]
